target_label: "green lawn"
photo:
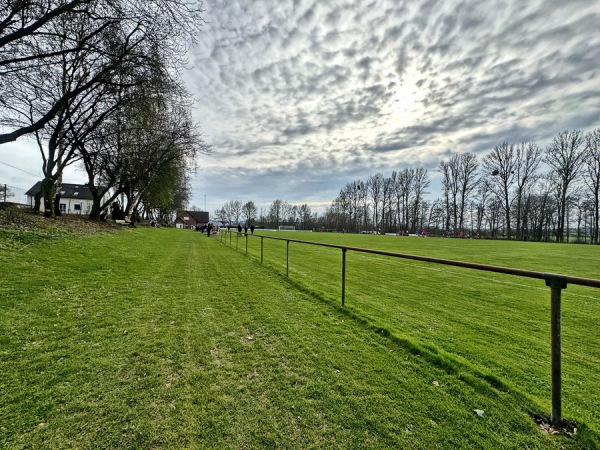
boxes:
[230,231,600,433]
[1,224,598,448]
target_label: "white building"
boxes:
[25,182,110,215]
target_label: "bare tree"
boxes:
[298,203,313,230]
[482,142,517,238]
[439,160,452,235]
[213,207,226,225]
[427,198,445,234]
[268,199,284,227]
[243,201,257,226]
[367,173,383,232]
[439,153,478,236]
[544,130,586,242]
[392,168,414,233]
[457,153,479,234]
[514,142,542,240]
[381,176,393,232]
[0,0,206,144]
[230,200,242,225]
[410,168,430,233]
[583,129,600,244]
[0,183,14,203]
[475,179,492,236]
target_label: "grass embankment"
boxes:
[0,216,597,448]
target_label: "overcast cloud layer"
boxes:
[2,0,599,214]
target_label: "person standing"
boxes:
[250,224,255,235]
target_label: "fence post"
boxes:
[545,274,567,428]
[245,233,248,255]
[260,236,264,264]
[286,240,290,276]
[341,247,347,307]
[236,232,239,251]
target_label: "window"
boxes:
[59,203,66,212]
[74,204,81,211]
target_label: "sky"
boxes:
[1,0,599,215]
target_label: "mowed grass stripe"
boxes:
[0,228,596,448]
[234,231,600,434]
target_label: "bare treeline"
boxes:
[0,0,210,220]
[213,199,318,230]
[326,129,600,243]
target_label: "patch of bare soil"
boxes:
[532,414,578,438]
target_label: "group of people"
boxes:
[196,223,218,236]
[227,224,255,236]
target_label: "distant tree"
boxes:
[381,176,393,232]
[242,201,257,225]
[213,207,226,225]
[530,175,558,241]
[482,142,517,238]
[474,179,492,236]
[583,129,600,244]
[367,173,383,232]
[280,201,292,225]
[298,203,313,230]
[0,183,14,203]
[268,199,284,227]
[544,130,586,242]
[456,153,479,233]
[427,198,445,234]
[410,168,430,233]
[226,200,242,225]
[514,142,542,240]
[439,157,460,235]
[136,157,190,222]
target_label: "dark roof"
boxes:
[177,210,209,223]
[25,182,108,200]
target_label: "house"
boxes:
[175,210,209,229]
[26,182,110,215]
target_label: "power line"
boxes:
[0,159,40,177]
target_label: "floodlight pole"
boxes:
[545,274,566,428]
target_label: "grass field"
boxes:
[1,218,599,448]
[228,231,600,431]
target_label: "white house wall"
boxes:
[27,191,112,215]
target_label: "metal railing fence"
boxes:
[220,230,600,427]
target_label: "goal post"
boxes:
[278,225,295,231]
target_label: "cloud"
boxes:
[2,0,599,215]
